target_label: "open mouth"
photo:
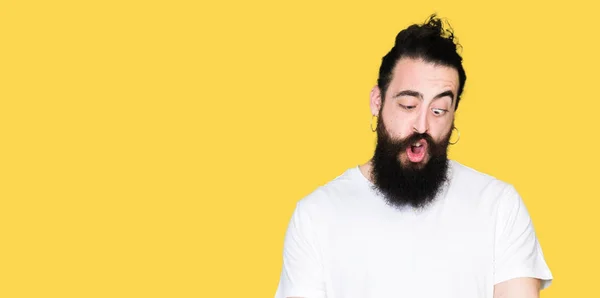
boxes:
[406,139,427,163]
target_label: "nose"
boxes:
[412,106,429,134]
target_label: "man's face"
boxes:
[369,57,459,209]
[371,57,458,168]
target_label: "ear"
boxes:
[370,85,383,116]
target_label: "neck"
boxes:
[359,159,375,184]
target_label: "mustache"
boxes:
[381,132,436,153]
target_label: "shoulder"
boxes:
[449,160,519,205]
[294,166,367,217]
[450,159,498,186]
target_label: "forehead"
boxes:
[388,57,459,95]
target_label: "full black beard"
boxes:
[371,115,451,210]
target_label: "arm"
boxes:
[493,185,553,293]
[274,201,326,298]
[494,277,541,298]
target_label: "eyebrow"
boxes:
[393,90,455,103]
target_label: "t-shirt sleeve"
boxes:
[493,185,553,290]
[275,201,326,298]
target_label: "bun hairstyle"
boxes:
[377,14,467,110]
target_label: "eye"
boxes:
[432,108,447,116]
[399,104,416,110]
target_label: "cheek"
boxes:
[430,120,453,141]
[383,113,413,139]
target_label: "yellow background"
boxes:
[1,0,598,297]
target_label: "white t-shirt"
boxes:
[275,160,553,298]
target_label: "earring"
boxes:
[371,115,378,132]
[449,126,460,145]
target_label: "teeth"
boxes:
[413,143,422,147]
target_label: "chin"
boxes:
[399,155,430,169]
[409,161,428,170]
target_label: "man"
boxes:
[275,14,553,298]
